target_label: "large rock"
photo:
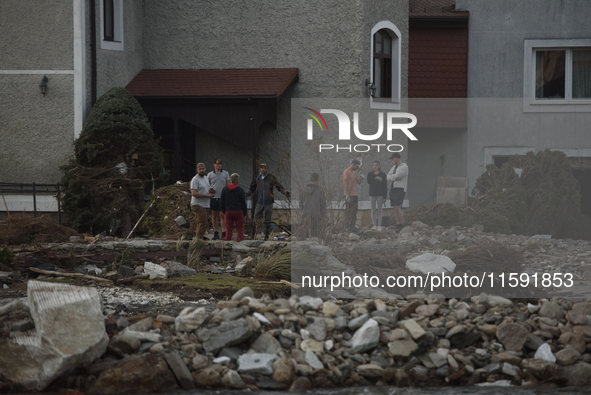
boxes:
[539,302,564,320]
[167,262,196,276]
[560,362,591,386]
[471,293,513,308]
[251,333,283,354]
[88,355,178,394]
[555,348,580,366]
[300,339,324,352]
[521,359,560,380]
[496,322,528,351]
[534,343,556,362]
[193,365,223,387]
[212,307,244,323]
[176,306,208,332]
[388,339,418,358]
[237,353,276,375]
[403,319,426,340]
[305,350,324,369]
[299,296,323,310]
[144,262,168,279]
[222,369,246,389]
[272,358,295,384]
[0,281,109,391]
[350,318,380,353]
[163,351,195,390]
[558,332,586,353]
[198,318,254,354]
[357,364,384,378]
[306,317,327,341]
[232,287,254,300]
[405,253,456,274]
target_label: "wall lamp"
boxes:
[365,79,376,97]
[39,76,48,96]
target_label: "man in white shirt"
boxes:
[207,158,230,240]
[191,162,214,240]
[386,153,408,232]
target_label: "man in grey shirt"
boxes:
[191,162,214,240]
[207,158,230,240]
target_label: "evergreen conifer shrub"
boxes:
[61,88,167,235]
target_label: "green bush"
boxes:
[61,88,167,235]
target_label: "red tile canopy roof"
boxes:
[410,0,468,17]
[126,68,299,98]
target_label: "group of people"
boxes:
[190,154,408,243]
[298,152,409,239]
[190,159,289,242]
[343,152,408,233]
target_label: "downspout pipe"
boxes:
[90,0,97,105]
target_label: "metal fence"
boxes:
[0,182,63,223]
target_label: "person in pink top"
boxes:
[342,159,364,232]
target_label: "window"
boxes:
[535,49,591,100]
[104,0,114,41]
[524,40,591,112]
[100,0,123,51]
[373,30,392,98]
[370,22,401,110]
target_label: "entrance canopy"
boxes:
[126,68,298,180]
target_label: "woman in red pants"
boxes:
[220,173,248,241]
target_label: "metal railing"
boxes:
[0,182,63,223]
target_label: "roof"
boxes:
[126,68,299,98]
[409,0,469,18]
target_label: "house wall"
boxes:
[94,0,144,99]
[141,0,409,188]
[455,0,591,194]
[407,129,467,206]
[0,0,75,184]
[407,22,469,206]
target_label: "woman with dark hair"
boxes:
[367,161,387,231]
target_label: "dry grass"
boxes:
[254,248,321,282]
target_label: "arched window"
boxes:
[371,22,401,109]
[374,29,392,98]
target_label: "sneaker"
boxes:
[377,226,382,232]
[213,231,219,240]
[371,225,377,230]
[221,232,226,239]
[264,234,269,241]
[395,224,405,233]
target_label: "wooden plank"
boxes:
[29,267,113,284]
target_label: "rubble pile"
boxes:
[4,285,591,392]
[142,183,196,238]
[0,214,80,245]
[407,150,591,241]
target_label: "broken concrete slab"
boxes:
[0,281,109,391]
[144,262,168,279]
